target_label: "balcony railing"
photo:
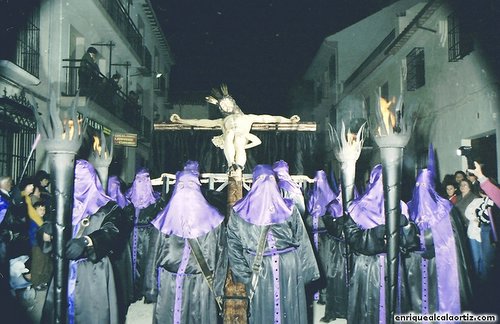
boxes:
[154,74,166,96]
[97,0,143,61]
[62,59,142,130]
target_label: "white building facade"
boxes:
[297,0,499,184]
[0,0,173,183]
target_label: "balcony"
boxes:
[153,74,166,96]
[62,59,142,131]
[97,0,143,61]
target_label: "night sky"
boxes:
[150,0,394,115]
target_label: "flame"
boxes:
[61,118,83,140]
[379,97,396,133]
[347,132,357,144]
[93,135,102,155]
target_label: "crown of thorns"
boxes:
[205,84,233,106]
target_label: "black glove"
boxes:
[65,237,88,260]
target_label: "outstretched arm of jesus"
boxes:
[170,113,223,128]
[248,114,300,124]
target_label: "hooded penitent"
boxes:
[107,176,129,209]
[151,170,224,239]
[72,160,111,232]
[407,147,460,315]
[348,164,408,229]
[272,160,302,197]
[326,186,360,218]
[126,168,159,209]
[307,170,336,218]
[233,164,293,226]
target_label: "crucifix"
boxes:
[170,84,301,173]
[160,84,315,323]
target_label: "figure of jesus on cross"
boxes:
[170,84,300,172]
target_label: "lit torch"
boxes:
[88,129,113,191]
[32,91,86,324]
[329,120,366,283]
[372,94,414,324]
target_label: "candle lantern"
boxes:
[88,129,113,191]
[34,92,86,324]
[372,94,414,324]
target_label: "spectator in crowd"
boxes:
[468,161,500,208]
[455,179,479,225]
[28,201,51,290]
[107,73,123,109]
[125,90,141,120]
[8,177,34,260]
[444,182,459,204]
[456,178,495,282]
[34,170,51,199]
[78,46,101,96]
[467,172,481,195]
[30,185,42,205]
[455,170,467,186]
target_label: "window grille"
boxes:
[0,98,37,182]
[15,5,40,77]
[448,13,473,62]
[406,47,425,91]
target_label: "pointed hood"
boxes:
[233,164,294,225]
[272,160,302,197]
[307,170,336,217]
[151,169,224,238]
[408,144,452,229]
[407,145,460,314]
[126,168,159,209]
[72,159,112,227]
[327,184,360,218]
[348,164,408,229]
[107,176,129,209]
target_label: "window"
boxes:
[406,48,425,91]
[0,95,37,181]
[328,53,337,88]
[16,4,40,77]
[448,13,473,62]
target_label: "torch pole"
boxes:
[339,161,356,283]
[379,146,404,324]
[94,165,109,192]
[48,150,77,324]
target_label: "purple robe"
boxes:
[407,168,461,317]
